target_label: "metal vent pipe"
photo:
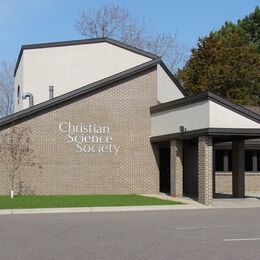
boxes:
[49,86,54,99]
[22,92,34,107]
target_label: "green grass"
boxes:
[0,195,183,209]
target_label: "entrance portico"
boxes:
[151,92,260,205]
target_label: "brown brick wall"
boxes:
[215,173,260,194]
[0,68,160,195]
[198,136,213,205]
[170,140,183,197]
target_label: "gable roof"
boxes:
[1,58,161,129]
[150,92,260,124]
[14,37,159,76]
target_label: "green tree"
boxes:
[237,6,260,49]
[178,7,260,105]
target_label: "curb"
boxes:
[212,205,260,209]
[0,205,210,215]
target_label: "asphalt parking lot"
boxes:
[0,208,260,260]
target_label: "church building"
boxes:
[0,38,259,205]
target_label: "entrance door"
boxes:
[159,148,170,194]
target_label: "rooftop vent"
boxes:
[49,86,54,99]
[22,92,34,107]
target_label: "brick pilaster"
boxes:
[232,140,245,198]
[170,140,183,197]
[198,136,213,205]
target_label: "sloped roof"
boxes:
[1,58,161,129]
[151,92,260,124]
[14,37,159,76]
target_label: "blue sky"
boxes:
[0,0,259,64]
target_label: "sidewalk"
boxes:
[213,198,260,208]
[141,193,204,206]
[0,204,210,215]
[213,192,260,208]
[2,200,260,215]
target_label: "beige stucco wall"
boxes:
[151,100,210,137]
[209,101,260,128]
[14,55,24,111]
[157,65,184,103]
[1,69,159,195]
[15,42,152,111]
[151,99,260,138]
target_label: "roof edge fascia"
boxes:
[2,58,161,128]
[14,37,159,76]
[150,92,260,124]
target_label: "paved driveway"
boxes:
[0,208,260,260]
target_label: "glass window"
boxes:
[17,86,20,104]
[257,151,260,172]
[215,150,224,171]
[215,149,260,173]
[215,150,232,172]
[227,150,232,171]
[245,150,253,171]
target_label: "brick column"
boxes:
[232,140,245,198]
[198,136,213,205]
[170,140,183,197]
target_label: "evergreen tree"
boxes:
[238,6,260,49]
[178,7,260,105]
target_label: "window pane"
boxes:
[257,151,260,172]
[228,150,232,171]
[215,150,224,171]
[245,150,253,172]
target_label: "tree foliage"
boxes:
[177,7,260,105]
[75,3,187,73]
[237,6,260,48]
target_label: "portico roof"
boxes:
[150,92,260,142]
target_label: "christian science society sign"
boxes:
[59,122,120,156]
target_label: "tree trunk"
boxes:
[10,174,14,199]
